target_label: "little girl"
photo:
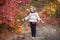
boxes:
[22,6,44,39]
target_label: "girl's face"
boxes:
[30,8,35,13]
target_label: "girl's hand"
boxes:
[21,19,24,21]
[41,21,45,24]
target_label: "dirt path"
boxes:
[0,24,60,40]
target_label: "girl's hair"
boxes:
[30,6,37,13]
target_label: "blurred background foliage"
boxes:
[19,0,60,18]
[0,0,60,33]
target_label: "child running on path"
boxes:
[22,6,44,40]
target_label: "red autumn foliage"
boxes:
[0,0,31,27]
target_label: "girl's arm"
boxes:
[24,15,30,21]
[36,13,44,23]
[22,13,30,21]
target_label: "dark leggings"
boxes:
[30,22,36,37]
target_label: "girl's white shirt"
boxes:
[24,12,42,22]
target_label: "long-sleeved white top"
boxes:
[24,12,42,22]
